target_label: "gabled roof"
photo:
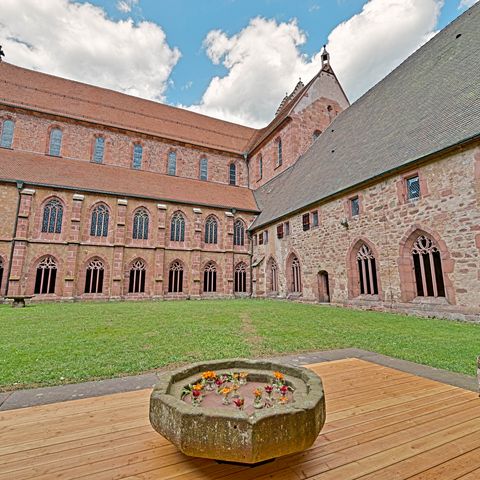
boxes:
[0,149,259,212]
[0,62,256,154]
[252,3,480,229]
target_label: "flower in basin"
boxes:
[264,385,274,395]
[233,397,245,409]
[280,385,289,395]
[221,386,232,396]
[192,389,202,398]
[274,371,284,381]
[254,388,263,398]
[278,396,289,405]
[202,371,217,380]
[192,383,203,391]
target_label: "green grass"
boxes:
[0,299,478,390]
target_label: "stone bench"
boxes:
[4,295,35,308]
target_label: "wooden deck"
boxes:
[1,358,479,479]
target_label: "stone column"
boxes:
[64,193,84,299]
[8,188,35,295]
[154,204,167,297]
[111,199,127,298]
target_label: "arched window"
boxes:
[313,130,322,141]
[85,259,104,294]
[412,235,445,297]
[90,204,109,237]
[132,143,143,169]
[267,258,278,293]
[203,262,217,293]
[42,199,63,233]
[170,212,185,242]
[290,256,301,293]
[168,261,184,293]
[93,136,105,163]
[356,244,379,295]
[229,163,236,186]
[258,154,263,179]
[34,256,57,294]
[234,262,247,293]
[133,209,149,240]
[205,216,218,244]
[0,257,3,292]
[233,219,245,246]
[200,157,208,180]
[129,259,146,293]
[0,119,14,148]
[276,138,283,166]
[168,151,177,176]
[49,128,63,156]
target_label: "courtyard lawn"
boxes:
[0,299,478,391]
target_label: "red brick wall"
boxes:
[0,184,253,301]
[252,144,480,321]
[1,108,248,187]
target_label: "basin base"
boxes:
[216,458,276,468]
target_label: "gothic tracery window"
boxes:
[203,262,217,293]
[356,243,379,295]
[90,204,109,237]
[34,256,57,294]
[233,219,245,246]
[129,259,146,293]
[85,259,104,294]
[234,262,247,293]
[290,256,301,293]
[168,260,184,293]
[412,235,445,297]
[205,216,218,244]
[42,199,63,233]
[133,209,149,240]
[170,212,185,242]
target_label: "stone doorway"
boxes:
[317,271,330,303]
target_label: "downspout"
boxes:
[5,180,24,296]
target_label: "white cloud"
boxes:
[116,0,139,14]
[187,0,443,127]
[0,0,180,101]
[459,0,478,8]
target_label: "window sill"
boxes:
[412,296,449,305]
[0,146,13,150]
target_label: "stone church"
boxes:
[0,4,479,320]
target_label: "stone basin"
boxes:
[149,358,326,464]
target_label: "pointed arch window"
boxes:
[170,212,185,242]
[290,256,301,293]
[356,244,379,295]
[129,259,146,293]
[93,136,105,163]
[203,262,217,293]
[276,138,283,167]
[268,258,278,293]
[0,119,14,148]
[234,262,247,293]
[168,261,184,293]
[0,257,3,292]
[42,199,63,233]
[49,128,63,156]
[133,209,149,240]
[168,151,177,176]
[132,143,143,169]
[412,235,445,297]
[85,259,104,294]
[233,219,245,246]
[229,163,236,186]
[200,157,208,180]
[34,256,57,294]
[205,216,218,244]
[90,204,109,237]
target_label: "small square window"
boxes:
[285,222,290,236]
[312,211,319,227]
[350,197,360,217]
[407,176,420,200]
[302,213,310,231]
[259,233,263,245]
[264,231,269,244]
[277,224,284,239]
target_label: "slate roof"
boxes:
[252,3,480,229]
[0,62,256,154]
[0,149,259,212]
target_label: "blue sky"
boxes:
[0,0,476,126]
[86,0,468,106]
